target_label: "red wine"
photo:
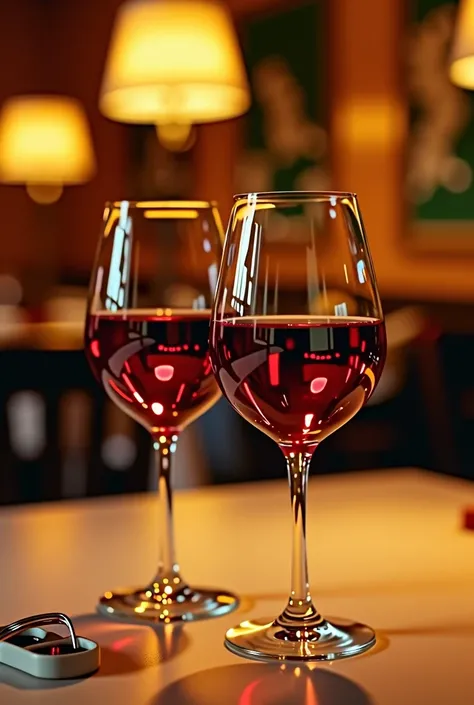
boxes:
[85,310,220,435]
[210,316,386,450]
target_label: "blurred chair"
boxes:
[195,305,460,484]
[0,305,461,505]
[0,288,215,503]
[318,306,460,476]
[0,342,214,506]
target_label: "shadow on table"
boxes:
[383,622,474,637]
[74,614,189,676]
[0,664,84,691]
[149,663,374,705]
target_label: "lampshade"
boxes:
[450,0,474,88]
[0,95,95,184]
[100,0,250,124]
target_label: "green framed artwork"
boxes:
[236,0,328,224]
[408,0,474,249]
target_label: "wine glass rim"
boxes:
[104,200,218,209]
[233,190,357,201]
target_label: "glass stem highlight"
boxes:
[153,435,180,580]
[278,449,321,627]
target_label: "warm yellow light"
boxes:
[364,367,376,394]
[233,202,277,223]
[216,594,236,604]
[0,95,95,184]
[334,98,404,147]
[450,0,474,88]
[135,200,213,208]
[26,184,64,205]
[156,123,195,152]
[100,0,250,124]
[144,209,199,219]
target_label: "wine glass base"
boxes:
[97,586,239,624]
[225,616,376,662]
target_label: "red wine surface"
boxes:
[85,310,220,434]
[210,316,386,449]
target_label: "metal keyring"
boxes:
[0,613,78,650]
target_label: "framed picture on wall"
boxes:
[235,0,329,245]
[407,0,474,252]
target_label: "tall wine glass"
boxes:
[85,200,238,623]
[209,191,386,661]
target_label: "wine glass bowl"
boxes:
[209,191,386,660]
[87,310,220,437]
[85,200,238,623]
[213,315,385,450]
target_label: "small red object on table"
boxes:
[463,507,474,531]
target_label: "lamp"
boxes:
[450,0,474,88]
[0,95,96,203]
[100,0,250,150]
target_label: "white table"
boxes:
[0,468,473,704]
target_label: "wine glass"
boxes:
[85,200,238,623]
[209,191,386,661]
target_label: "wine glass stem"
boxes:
[153,436,180,579]
[279,450,320,626]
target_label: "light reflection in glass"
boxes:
[357,259,366,284]
[154,364,174,381]
[207,262,218,296]
[335,302,348,316]
[310,377,327,394]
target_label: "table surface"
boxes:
[0,467,473,704]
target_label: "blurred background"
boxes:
[0,0,472,505]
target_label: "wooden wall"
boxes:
[0,0,473,301]
[329,0,474,302]
[0,0,128,283]
[205,0,474,303]
[0,1,41,280]
[52,0,129,277]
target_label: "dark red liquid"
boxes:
[210,317,386,449]
[85,311,220,434]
